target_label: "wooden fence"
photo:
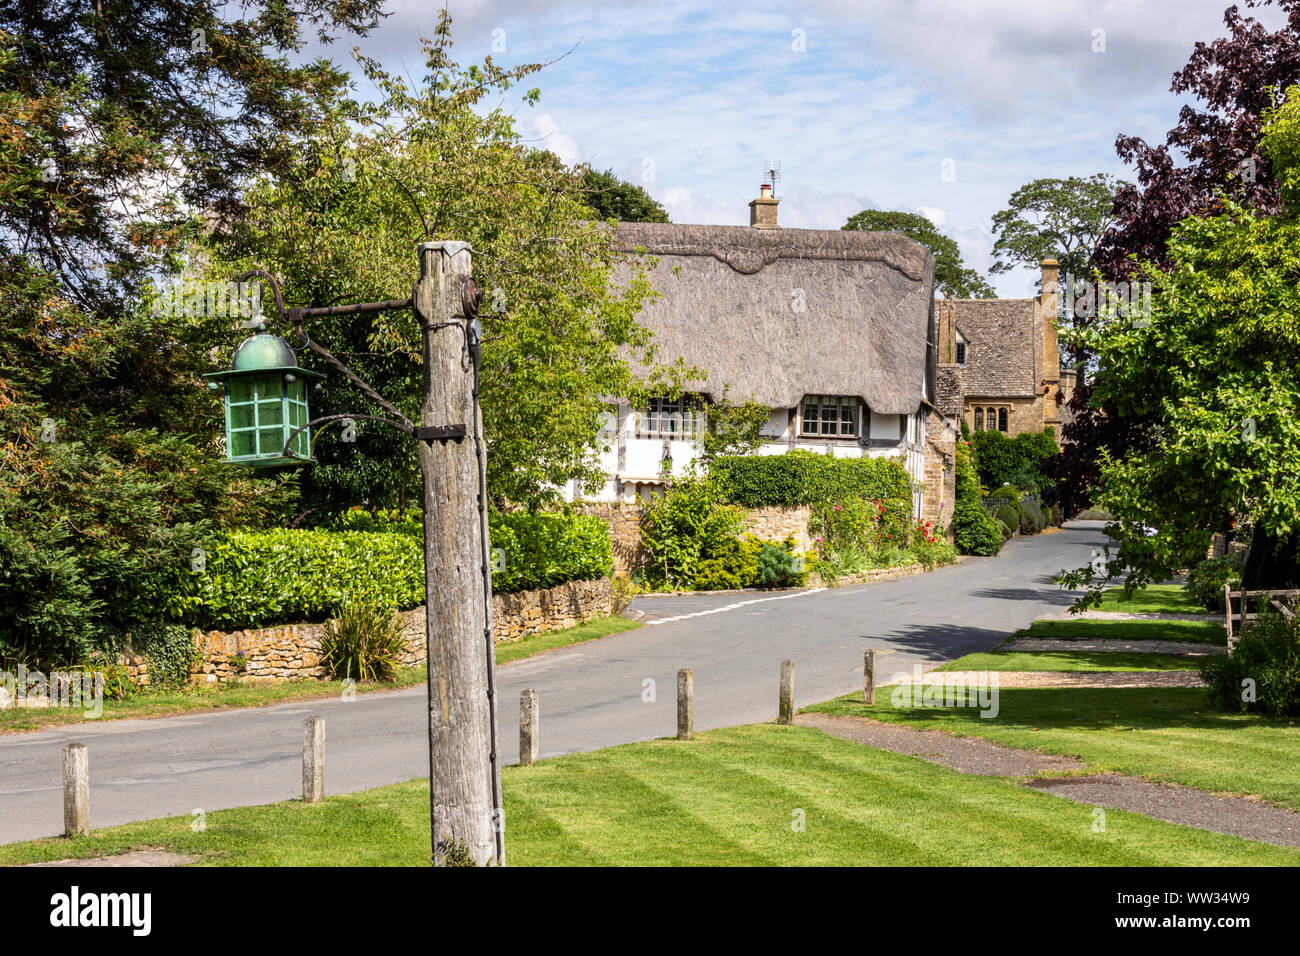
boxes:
[1224,585,1300,648]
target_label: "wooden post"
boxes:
[415,241,500,866]
[677,669,694,740]
[778,660,794,725]
[863,649,876,705]
[62,742,89,837]
[1224,583,1233,647]
[520,689,539,766]
[302,716,325,803]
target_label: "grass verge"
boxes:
[0,615,641,734]
[1010,619,1226,645]
[934,650,1206,672]
[0,724,1292,866]
[1096,583,1207,614]
[804,688,1300,809]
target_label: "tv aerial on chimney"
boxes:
[764,161,781,198]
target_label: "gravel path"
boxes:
[1025,776,1300,849]
[1039,610,1219,623]
[799,713,1300,849]
[23,849,196,867]
[1003,638,1226,656]
[796,713,1084,776]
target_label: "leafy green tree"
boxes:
[205,15,684,511]
[694,387,771,464]
[580,166,670,223]
[989,174,1125,286]
[1059,88,1300,601]
[0,3,374,662]
[843,210,994,298]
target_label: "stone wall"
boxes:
[173,577,612,686]
[581,502,814,575]
[922,406,957,529]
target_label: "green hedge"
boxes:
[710,450,912,507]
[153,513,611,631]
[970,428,1059,493]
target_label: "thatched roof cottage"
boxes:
[571,185,962,525]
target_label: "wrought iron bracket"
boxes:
[415,424,467,443]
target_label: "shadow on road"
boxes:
[869,622,1011,660]
[965,587,1078,607]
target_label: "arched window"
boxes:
[974,408,984,431]
[998,408,1008,432]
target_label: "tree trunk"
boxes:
[415,241,499,866]
[1241,523,1300,591]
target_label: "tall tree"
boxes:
[0,3,376,661]
[205,14,686,511]
[1060,88,1300,601]
[1092,0,1300,283]
[843,209,995,298]
[989,174,1124,290]
[1059,0,1300,516]
[580,166,670,222]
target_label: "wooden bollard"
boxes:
[302,716,325,804]
[864,649,876,705]
[520,689,539,766]
[778,660,794,725]
[677,669,694,740]
[62,742,89,837]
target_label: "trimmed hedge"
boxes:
[153,513,612,631]
[710,450,912,508]
[970,428,1059,493]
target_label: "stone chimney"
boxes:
[749,183,779,229]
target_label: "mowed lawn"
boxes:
[1095,583,1208,614]
[805,688,1300,810]
[0,724,1294,866]
[935,650,1203,672]
[1004,618,1227,645]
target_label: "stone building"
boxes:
[935,259,1076,438]
[566,185,959,524]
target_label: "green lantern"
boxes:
[203,332,324,467]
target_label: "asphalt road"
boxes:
[0,522,1108,844]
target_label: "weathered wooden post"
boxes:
[520,689,539,766]
[863,649,876,705]
[778,660,795,725]
[415,241,501,866]
[62,742,89,837]
[677,669,694,740]
[302,716,325,803]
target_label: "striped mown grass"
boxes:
[0,724,1293,866]
[805,688,1300,810]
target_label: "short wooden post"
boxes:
[520,689,539,766]
[302,715,325,804]
[1224,583,1233,646]
[778,660,794,725]
[863,649,876,705]
[676,669,694,740]
[62,742,89,837]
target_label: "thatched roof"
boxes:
[613,222,935,415]
[947,298,1036,398]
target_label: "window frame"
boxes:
[799,394,860,439]
[637,395,703,440]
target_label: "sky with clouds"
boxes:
[316,0,1286,297]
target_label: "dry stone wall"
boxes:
[150,577,612,686]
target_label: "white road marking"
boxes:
[646,588,828,626]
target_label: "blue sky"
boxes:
[321,0,1286,297]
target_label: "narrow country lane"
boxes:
[0,522,1108,843]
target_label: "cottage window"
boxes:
[998,407,1008,432]
[974,408,984,431]
[639,396,702,439]
[800,395,858,438]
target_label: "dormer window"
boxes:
[955,330,968,365]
